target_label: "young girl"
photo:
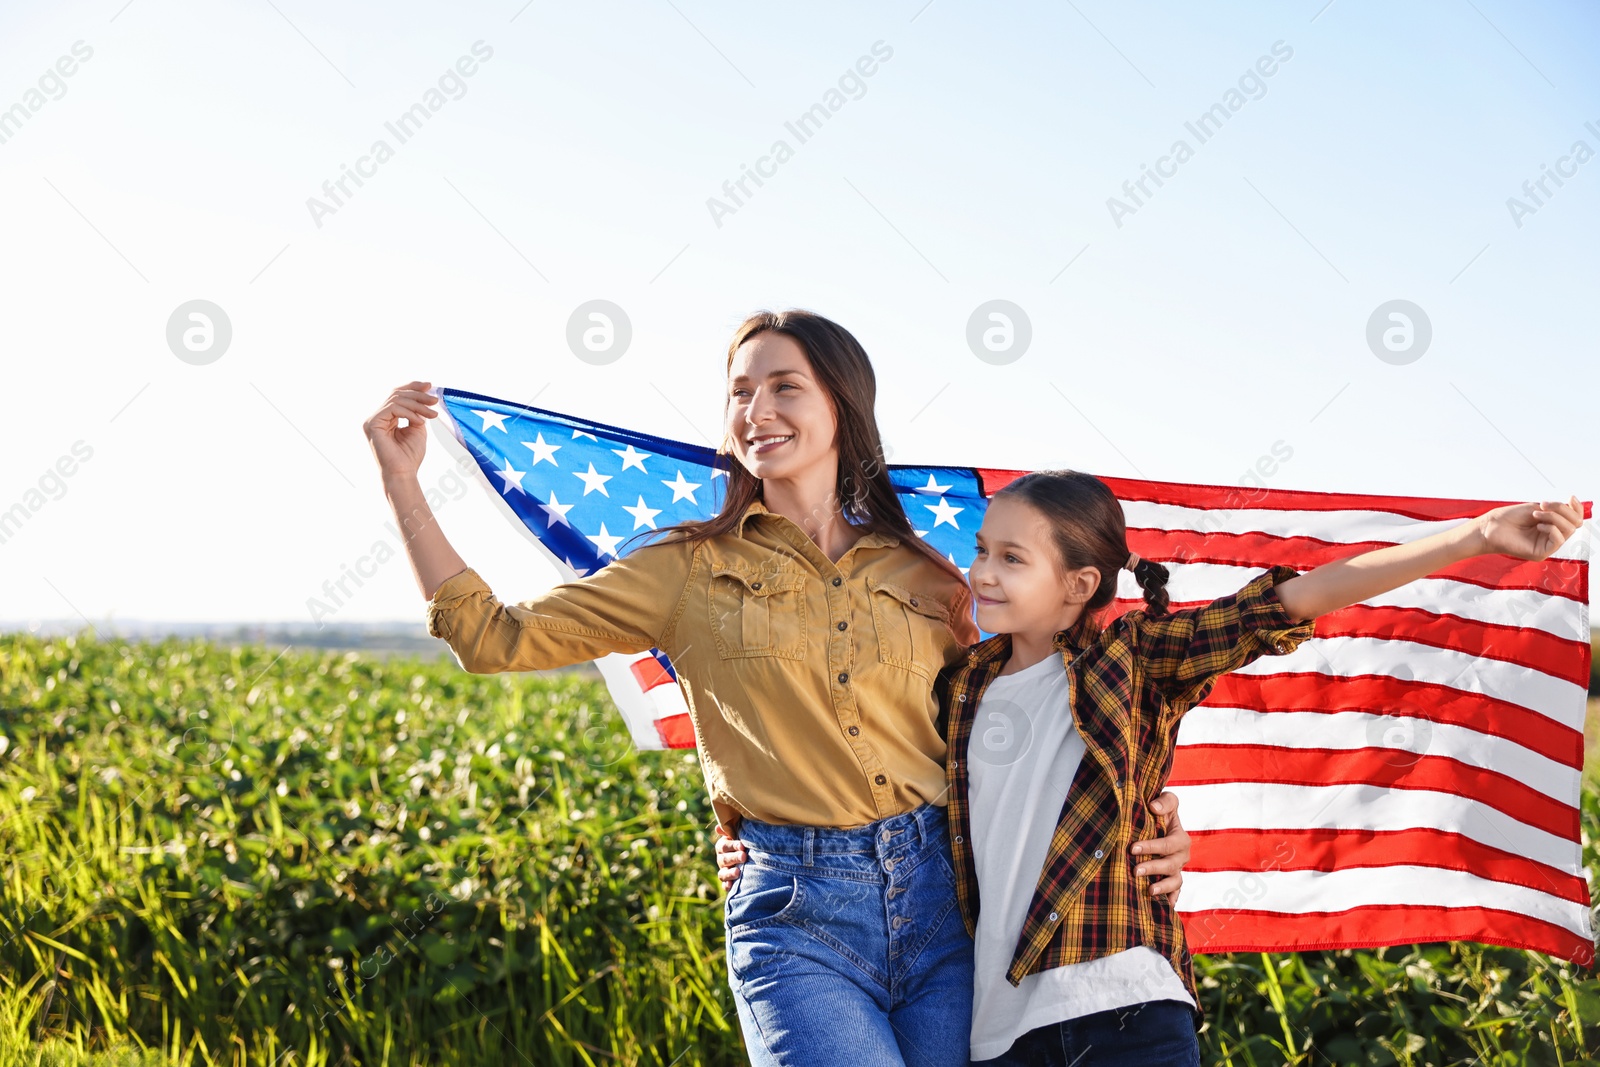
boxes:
[947,471,1583,1065]
[718,469,1583,1064]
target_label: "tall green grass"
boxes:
[0,633,1595,1065]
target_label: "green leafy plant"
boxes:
[0,633,1594,1066]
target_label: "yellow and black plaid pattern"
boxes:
[940,565,1316,1009]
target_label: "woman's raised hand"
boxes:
[363,380,439,480]
[1476,497,1585,561]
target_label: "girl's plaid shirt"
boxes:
[936,565,1316,1012]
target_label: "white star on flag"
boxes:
[573,463,612,497]
[471,408,510,433]
[925,496,963,529]
[613,445,651,472]
[662,470,702,504]
[586,523,624,558]
[539,492,575,528]
[915,474,953,494]
[623,495,663,530]
[523,433,562,466]
[492,458,526,494]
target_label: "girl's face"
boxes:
[725,332,839,482]
[970,494,1100,637]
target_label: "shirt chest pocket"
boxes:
[867,578,950,681]
[708,566,809,660]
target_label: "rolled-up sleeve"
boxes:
[424,536,696,674]
[1121,564,1317,713]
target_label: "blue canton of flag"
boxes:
[432,387,733,577]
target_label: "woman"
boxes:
[362,309,1192,1065]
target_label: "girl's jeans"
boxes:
[968,1000,1201,1066]
[724,801,975,1066]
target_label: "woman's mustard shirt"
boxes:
[425,498,978,829]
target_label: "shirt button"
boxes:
[874,774,887,785]
[838,672,849,685]
[848,726,860,736]
[958,694,967,703]
[832,577,842,587]
[909,597,919,607]
[1048,911,1059,922]
[837,621,848,631]
[751,581,762,590]
[1094,849,1104,859]
[953,835,963,844]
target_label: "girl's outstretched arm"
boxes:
[1273,496,1585,623]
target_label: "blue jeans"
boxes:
[969,999,1200,1066]
[723,802,975,1067]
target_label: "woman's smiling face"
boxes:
[725,331,839,482]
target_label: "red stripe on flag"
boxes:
[1186,828,1588,903]
[653,712,696,748]
[1181,904,1594,966]
[1308,605,1589,688]
[1170,746,1579,841]
[1198,673,1584,770]
[630,655,673,692]
[977,467,1595,524]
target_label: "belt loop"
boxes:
[803,827,814,867]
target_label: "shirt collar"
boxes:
[735,498,902,550]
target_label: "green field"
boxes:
[0,634,1595,1066]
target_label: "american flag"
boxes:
[427,386,1594,966]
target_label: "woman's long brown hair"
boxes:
[636,308,966,588]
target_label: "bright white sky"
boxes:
[1,0,1596,627]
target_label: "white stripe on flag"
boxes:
[1231,636,1586,729]
[1122,500,1590,560]
[1171,781,1582,876]
[1176,706,1581,804]
[1118,565,1586,642]
[1177,867,1592,937]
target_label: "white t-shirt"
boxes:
[966,650,1194,1061]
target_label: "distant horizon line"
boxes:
[5,617,1597,643]
[2,618,435,633]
